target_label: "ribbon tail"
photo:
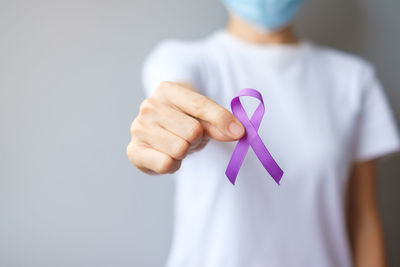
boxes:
[250,135,284,185]
[225,139,250,185]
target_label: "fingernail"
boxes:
[228,122,244,138]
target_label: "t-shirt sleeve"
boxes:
[352,64,400,162]
[141,39,201,97]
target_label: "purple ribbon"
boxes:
[225,88,283,185]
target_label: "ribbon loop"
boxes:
[225,88,283,185]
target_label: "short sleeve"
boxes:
[141,39,201,97]
[353,64,400,162]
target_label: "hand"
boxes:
[126,81,245,175]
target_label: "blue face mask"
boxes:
[221,0,304,31]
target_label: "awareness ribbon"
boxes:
[225,88,283,185]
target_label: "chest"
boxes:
[201,58,359,176]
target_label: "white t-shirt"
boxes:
[141,30,400,267]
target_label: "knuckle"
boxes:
[129,119,137,133]
[139,98,156,116]
[126,143,133,159]
[126,143,139,165]
[159,81,173,89]
[171,138,189,159]
[155,81,174,95]
[129,119,143,137]
[156,155,174,174]
[185,121,203,142]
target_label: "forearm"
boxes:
[349,211,386,267]
[347,160,387,267]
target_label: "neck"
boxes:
[226,13,299,45]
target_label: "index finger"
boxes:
[158,82,244,140]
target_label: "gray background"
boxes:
[0,0,399,266]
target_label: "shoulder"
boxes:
[141,35,217,95]
[307,43,376,75]
[149,39,198,56]
[142,35,215,79]
[304,43,382,108]
[144,35,215,66]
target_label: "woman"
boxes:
[126,0,400,266]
